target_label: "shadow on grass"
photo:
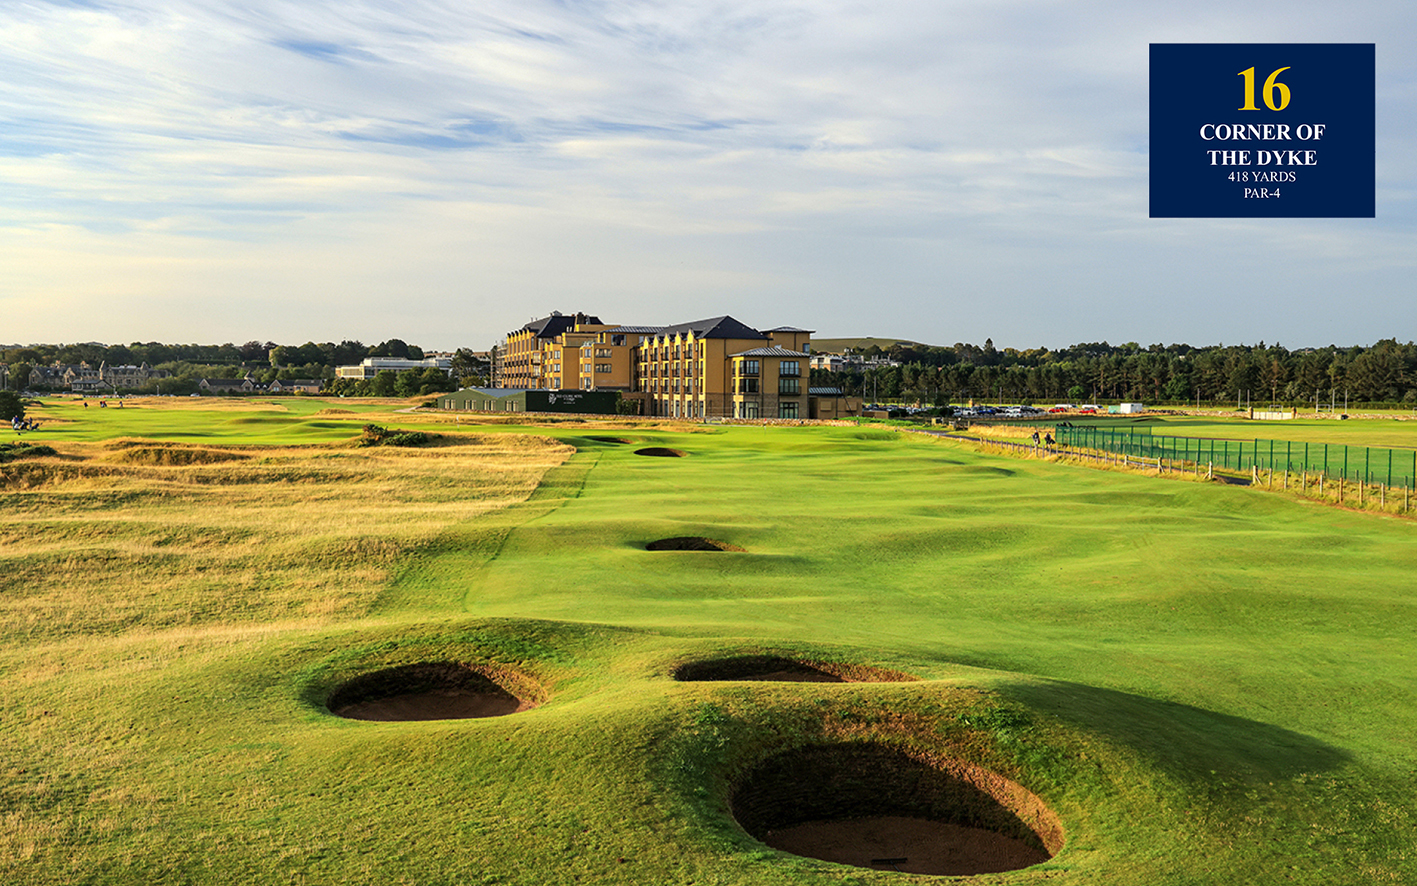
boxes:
[998,679,1349,786]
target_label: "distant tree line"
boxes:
[2,339,489,396]
[9,336,1414,406]
[815,338,1417,407]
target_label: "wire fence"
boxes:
[1054,425,1417,489]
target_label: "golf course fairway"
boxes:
[2,399,1414,885]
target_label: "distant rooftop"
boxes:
[601,325,665,334]
[462,387,530,397]
[517,311,604,339]
[654,316,767,340]
[729,346,810,358]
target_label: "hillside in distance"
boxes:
[810,336,936,353]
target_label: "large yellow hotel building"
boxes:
[495,312,821,419]
[635,317,811,419]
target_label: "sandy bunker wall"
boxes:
[731,742,1063,855]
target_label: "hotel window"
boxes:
[779,360,800,377]
[778,377,800,395]
[596,348,612,358]
[738,378,759,394]
[779,402,799,419]
[596,364,613,373]
[611,334,626,346]
[740,359,760,377]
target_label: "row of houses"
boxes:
[26,361,172,392]
[469,311,860,420]
[18,355,460,395]
[197,376,322,394]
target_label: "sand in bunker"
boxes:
[331,688,526,721]
[739,667,842,682]
[763,815,1049,876]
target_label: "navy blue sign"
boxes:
[1150,44,1374,218]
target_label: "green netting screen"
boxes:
[1054,426,1417,488]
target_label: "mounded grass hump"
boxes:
[104,443,249,466]
[731,741,1061,876]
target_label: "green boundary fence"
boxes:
[1054,426,1417,489]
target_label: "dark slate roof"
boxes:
[655,316,767,340]
[602,325,665,334]
[728,347,810,357]
[809,386,844,396]
[764,326,814,333]
[520,312,603,339]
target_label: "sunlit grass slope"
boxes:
[2,405,1414,885]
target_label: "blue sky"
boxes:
[1,0,1412,350]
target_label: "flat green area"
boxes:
[1070,412,1417,450]
[3,401,1415,885]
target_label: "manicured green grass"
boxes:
[1071,412,1417,450]
[3,403,1415,884]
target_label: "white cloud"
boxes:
[0,0,1413,348]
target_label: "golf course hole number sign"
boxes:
[1149,44,1374,218]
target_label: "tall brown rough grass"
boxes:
[0,435,571,641]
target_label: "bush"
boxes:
[0,390,23,422]
[359,424,434,448]
[0,442,56,463]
